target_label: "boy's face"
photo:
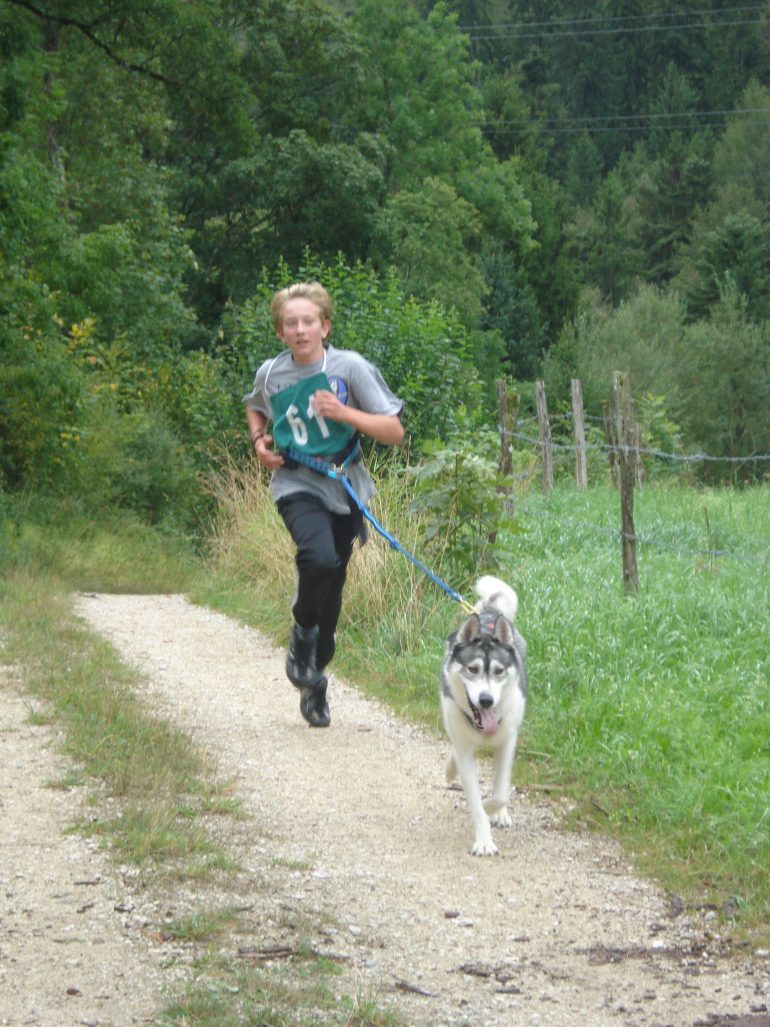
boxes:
[277,297,329,365]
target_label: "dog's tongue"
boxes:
[479,708,499,736]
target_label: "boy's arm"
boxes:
[311,391,404,446]
[246,406,268,447]
[246,405,284,470]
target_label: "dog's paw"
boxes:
[471,836,500,857]
[490,806,512,829]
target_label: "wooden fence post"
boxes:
[535,380,554,494]
[602,400,619,486]
[571,378,588,489]
[612,371,640,593]
[496,378,519,516]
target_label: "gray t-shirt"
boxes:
[244,344,403,514]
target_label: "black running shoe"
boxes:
[286,623,321,689]
[299,676,330,728]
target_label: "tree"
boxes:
[673,286,770,471]
[372,179,486,327]
[711,81,770,212]
[567,165,644,304]
[636,132,713,284]
[563,132,604,207]
[673,81,770,321]
[684,212,770,323]
[478,243,546,379]
[544,284,687,414]
[348,0,535,321]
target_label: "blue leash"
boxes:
[282,445,475,614]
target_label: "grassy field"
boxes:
[507,482,769,932]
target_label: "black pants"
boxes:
[276,491,358,671]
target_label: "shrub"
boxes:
[76,405,201,527]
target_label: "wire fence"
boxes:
[493,380,770,579]
[505,427,770,465]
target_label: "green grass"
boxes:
[0,492,200,593]
[510,483,770,931]
[201,467,770,941]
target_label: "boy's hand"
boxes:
[311,389,348,424]
[253,433,284,471]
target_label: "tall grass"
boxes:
[0,492,199,593]
[202,465,770,939]
[511,483,770,932]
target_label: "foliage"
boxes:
[710,79,770,211]
[0,302,84,490]
[478,241,548,379]
[683,211,770,323]
[348,0,536,319]
[371,177,485,326]
[566,161,645,305]
[543,284,688,414]
[76,405,201,527]
[673,287,770,475]
[634,392,686,480]
[1,0,769,509]
[407,432,518,584]
[544,282,769,482]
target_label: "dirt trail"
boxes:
[2,593,768,1027]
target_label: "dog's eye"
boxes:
[466,662,483,677]
[491,665,506,678]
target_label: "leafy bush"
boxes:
[542,283,768,481]
[407,432,518,585]
[544,284,688,415]
[0,311,85,491]
[76,405,201,527]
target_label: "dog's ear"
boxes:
[493,615,514,647]
[456,613,482,645]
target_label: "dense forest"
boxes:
[2,0,769,527]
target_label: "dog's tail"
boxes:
[475,575,518,622]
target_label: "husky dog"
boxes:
[440,576,527,856]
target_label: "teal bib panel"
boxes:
[271,372,354,457]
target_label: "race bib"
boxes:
[270,372,354,457]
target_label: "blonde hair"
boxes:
[270,281,333,329]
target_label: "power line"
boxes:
[480,119,770,136]
[467,18,766,42]
[459,4,766,32]
[460,6,769,41]
[476,106,769,128]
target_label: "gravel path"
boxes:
[2,592,768,1027]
